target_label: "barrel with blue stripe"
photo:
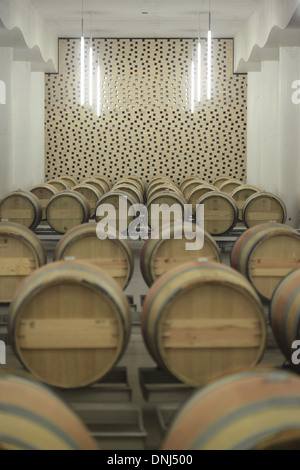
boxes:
[270,269,300,369]
[8,261,131,389]
[142,261,266,387]
[162,369,300,450]
[0,373,98,450]
[231,223,300,301]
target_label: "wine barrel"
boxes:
[196,192,238,235]
[213,177,230,189]
[46,191,91,234]
[140,223,221,286]
[113,183,143,204]
[83,179,106,196]
[147,184,183,200]
[142,261,266,387]
[146,178,174,198]
[188,184,216,216]
[219,179,243,194]
[0,222,46,303]
[92,176,112,192]
[231,223,300,301]
[271,269,300,368]
[162,369,300,450]
[180,176,202,191]
[8,261,132,389]
[0,373,98,450]
[231,185,260,220]
[147,191,187,231]
[181,179,205,197]
[124,176,145,193]
[60,176,78,188]
[95,190,137,233]
[47,179,69,191]
[72,184,101,218]
[0,191,42,231]
[242,192,287,228]
[30,184,58,220]
[53,223,134,290]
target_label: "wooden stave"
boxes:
[270,269,300,365]
[123,176,145,193]
[146,178,175,198]
[92,176,112,192]
[231,185,261,220]
[141,261,266,387]
[46,191,91,234]
[242,192,287,228]
[179,176,202,191]
[47,179,69,191]
[147,184,183,201]
[182,180,208,201]
[116,178,144,193]
[72,184,102,218]
[60,176,78,188]
[8,261,132,389]
[95,190,138,229]
[53,223,134,290]
[219,179,243,194]
[196,191,239,235]
[162,368,300,450]
[30,184,59,220]
[230,223,300,301]
[83,179,106,196]
[0,190,42,231]
[180,178,204,195]
[188,184,216,216]
[0,373,98,450]
[140,223,221,287]
[212,177,230,188]
[146,191,187,230]
[113,183,143,204]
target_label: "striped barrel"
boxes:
[271,269,300,369]
[231,223,300,301]
[60,176,78,188]
[213,177,230,189]
[162,369,300,450]
[46,191,91,234]
[219,179,243,194]
[95,190,137,232]
[0,222,47,303]
[242,192,287,228]
[92,176,112,192]
[72,184,102,218]
[53,223,134,290]
[8,261,132,389]
[140,222,221,286]
[142,261,266,388]
[231,185,261,220]
[0,190,42,230]
[0,373,98,450]
[47,179,69,191]
[83,179,106,196]
[196,191,238,235]
[188,184,216,216]
[30,184,58,220]
[147,191,187,231]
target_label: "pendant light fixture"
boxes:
[197,13,202,104]
[207,0,212,100]
[80,0,85,106]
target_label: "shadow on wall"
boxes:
[0,80,6,104]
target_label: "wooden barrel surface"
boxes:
[53,223,134,290]
[147,184,182,200]
[0,373,98,450]
[140,223,221,286]
[270,269,300,368]
[196,192,238,235]
[142,261,266,387]
[124,176,145,193]
[60,176,78,188]
[180,176,202,191]
[8,261,132,389]
[0,191,42,231]
[147,191,187,230]
[83,179,106,196]
[213,177,230,189]
[242,192,287,228]
[231,185,261,220]
[231,223,300,301]
[219,179,242,194]
[181,179,204,197]
[113,183,143,204]
[162,369,300,450]
[47,179,69,191]
[72,184,101,218]
[46,191,91,234]
[146,178,174,197]
[30,184,58,220]
[188,184,216,216]
[0,222,47,303]
[95,190,137,232]
[92,176,112,192]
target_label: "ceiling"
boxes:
[30,0,261,38]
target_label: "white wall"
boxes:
[0,48,13,196]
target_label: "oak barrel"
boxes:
[92,176,112,192]
[95,190,137,232]
[270,269,300,369]
[0,222,47,303]
[53,223,134,290]
[83,179,106,196]
[231,223,300,301]
[162,369,300,450]
[147,184,183,200]
[147,191,187,231]
[242,192,287,228]
[8,261,132,389]
[30,184,58,220]
[0,191,42,230]
[47,179,69,191]
[60,176,78,188]
[140,223,221,286]
[142,261,266,387]
[124,176,145,193]
[213,177,230,189]
[72,184,101,218]
[113,183,143,204]
[196,192,238,235]
[188,184,216,216]
[231,185,261,220]
[46,191,91,234]
[182,179,206,201]
[180,177,203,191]
[219,179,242,194]
[0,373,98,450]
